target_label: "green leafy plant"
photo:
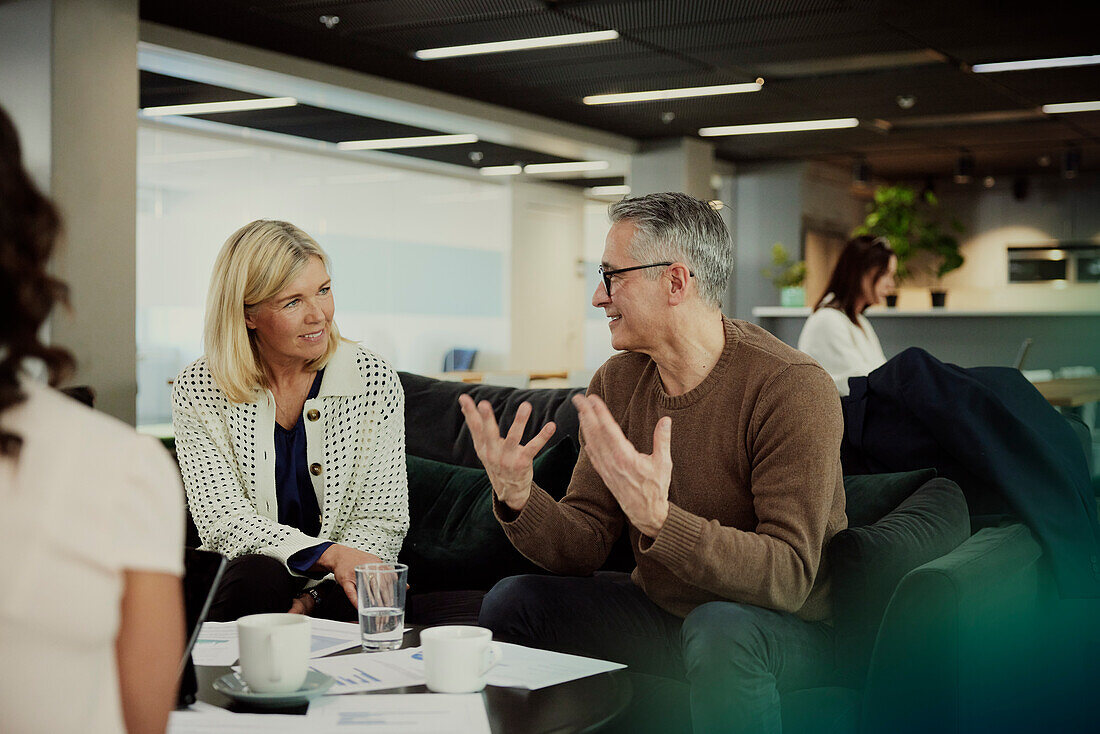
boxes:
[854,184,965,284]
[761,243,806,290]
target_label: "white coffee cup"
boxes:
[421,625,503,694]
[237,613,311,694]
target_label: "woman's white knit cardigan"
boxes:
[172,340,409,573]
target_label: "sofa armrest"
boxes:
[860,523,1042,734]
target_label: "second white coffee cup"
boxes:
[237,613,311,694]
[421,625,503,694]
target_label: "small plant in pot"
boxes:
[921,214,965,307]
[854,185,964,307]
[762,243,807,307]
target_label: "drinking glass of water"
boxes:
[355,562,408,651]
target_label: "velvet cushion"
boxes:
[398,371,584,469]
[828,477,970,683]
[843,468,937,528]
[399,439,578,593]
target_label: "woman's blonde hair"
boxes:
[204,220,341,403]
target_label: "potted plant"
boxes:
[920,209,965,307]
[762,243,807,307]
[854,185,964,307]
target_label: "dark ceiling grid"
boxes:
[337,11,591,50]
[560,0,879,34]
[625,9,893,58]
[773,67,1023,121]
[993,67,1100,105]
[493,51,699,90]
[257,0,547,34]
[137,73,628,183]
[139,0,1100,179]
[403,37,657,76]
[140,70,266,107]
[189,105,438,143]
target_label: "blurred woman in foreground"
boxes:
[798,235,896,395]
[0,106,185,733]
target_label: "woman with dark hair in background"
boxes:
[0,105,185,733]
[797,235,896,395]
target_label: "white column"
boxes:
[630,136,716,200]
[0,0,139,422]
[509,182,586,373]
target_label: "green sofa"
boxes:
[395,371,1096,733]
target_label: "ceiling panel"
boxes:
[771,66,1027,120]
[139,0,1100,179]
[259,0,545,34]
[138,74,576,171]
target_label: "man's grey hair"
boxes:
[608,192,732,308]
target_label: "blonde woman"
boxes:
[173,220,408,621]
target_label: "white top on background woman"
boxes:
[798,235,896,396]
[172,220,408,621]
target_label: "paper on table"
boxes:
[486,642,626,689]
[306,694,490,734]
[308,618,361,658]
[168,707,304,733]
[307,650,426,693]
[192,619,362,666]
[190,621,239,666]
[327,642,625,691]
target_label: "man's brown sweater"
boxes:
[496,317,847,621]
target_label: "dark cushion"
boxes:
[399,371,583,468]
[400,438,579,593]
[828,477,970,684]
[843,468,937,528]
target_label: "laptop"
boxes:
[177,548,227,708]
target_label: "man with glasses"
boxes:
[460,192,845,734]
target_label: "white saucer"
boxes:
[212,670,334,707]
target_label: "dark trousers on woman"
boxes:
[478,572,837,734]
[208,554,487,625]
[208,554,357,622]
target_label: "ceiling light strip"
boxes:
[972,55,1100,73]
[479,165,523,176]
[336,134,478,150]
[523,160,610,174]
[699,118,859,136]
[586,185,631,196]
[1042,100,1100,114]
[583,81,763,105]
[415,30,619,60]
[140,97,298,117]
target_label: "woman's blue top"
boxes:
[277,369,333,574]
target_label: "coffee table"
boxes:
[193,627,632,733]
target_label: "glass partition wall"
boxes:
[136,124,512,426]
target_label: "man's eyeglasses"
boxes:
[598,262,694,297]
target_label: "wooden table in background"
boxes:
[1033,376,1100,407]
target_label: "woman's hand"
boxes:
[287,590,316,615]
[315,544,384,607]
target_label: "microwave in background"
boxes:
[1008,243,1100,284]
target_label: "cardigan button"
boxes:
[306,409,320,421]
[310,462,323,476]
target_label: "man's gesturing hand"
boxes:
[458,394,556,512]
[572,394,672,538]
